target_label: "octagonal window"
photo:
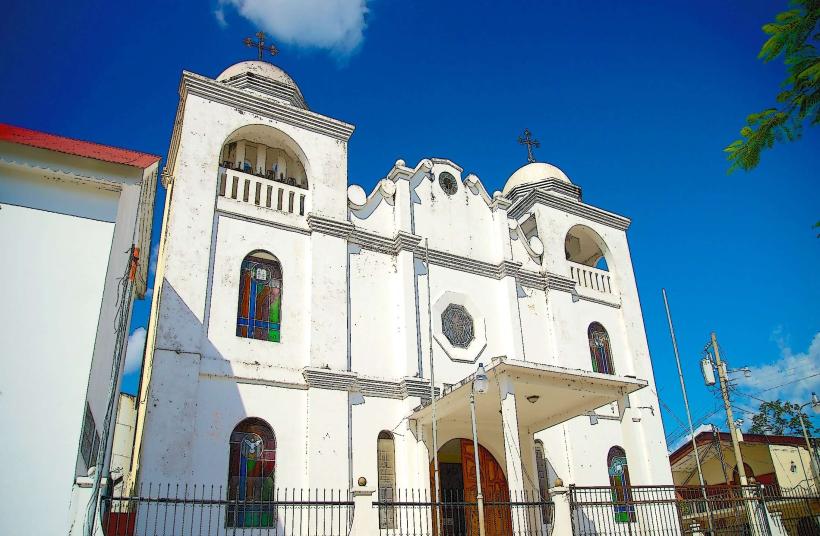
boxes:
[442,304,474,348]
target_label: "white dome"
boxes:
[217,61,300,90]
[503,162,572,196]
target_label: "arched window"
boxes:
[227,418,276,528]
[607,446,635,523]
[377,431,397,529]
[534,440,553,523]
[237,251,282,342]
[588,322,615,375]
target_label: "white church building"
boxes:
[130,58,673,533]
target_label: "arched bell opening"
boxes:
[218,124,309,190]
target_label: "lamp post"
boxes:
[470,363,489,536]
[798,393,820,491]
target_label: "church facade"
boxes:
[130,59,673,522]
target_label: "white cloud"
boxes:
[148,243,159,278]
[735,331,820,405]
[216,0,370,57]
[124,327,147,375]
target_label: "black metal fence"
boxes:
[373,489,554,536]
[761,486,820,536]
[100,485,353,536]
[569,484,820,536]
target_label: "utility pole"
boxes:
[710,332,748,486]
[663,290,714,533]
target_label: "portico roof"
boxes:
[410,356,647,433]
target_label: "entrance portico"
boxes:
[410,356,647,534]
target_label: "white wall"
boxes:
[0,203,114,535]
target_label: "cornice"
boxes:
[220,72,308,110]
[303,368,438,400]
[509,189,631,231]
[507,178,582,202]
[306,214,354,237]
[181,71,355,142]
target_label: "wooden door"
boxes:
[460,440,512,536]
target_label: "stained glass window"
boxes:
[442,304,474,348]
[227,418,276,528]
[237,251,282,342]
[377,431,397,529]
[588,322,614,375]
[607,446,635,523]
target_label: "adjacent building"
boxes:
[670,429,820,492]
[0,124,158,534]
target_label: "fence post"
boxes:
[349,485,378,536]
[549,486,574,536]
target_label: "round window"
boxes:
[438,172,458,195]
[442,304,474,348]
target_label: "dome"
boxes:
[216,61,307,109]
[217,61,299,89]
[502,162,572,196]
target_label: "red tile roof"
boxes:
[0,123,161,169]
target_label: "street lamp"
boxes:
[798,393,820,490]
[470,363,488,536]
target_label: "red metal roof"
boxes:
[0,123,161,169]
[669,431,812,465]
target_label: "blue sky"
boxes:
[2,0,818,446]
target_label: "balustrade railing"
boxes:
[217,167,308,216]
[568,262,613,294]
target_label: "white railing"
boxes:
[568,261,613,294]
[217,167,308,216]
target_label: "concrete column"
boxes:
[547,487,573,536]
[256,144,267,175]
[349,486,378,535]
[309,232,348,370]
[306,388,349,488]
[499,376,527,533]
[235,140,246,169]
[396,249,421,377]
[276,152,287,181]
[501,276,526,361]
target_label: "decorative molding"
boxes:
[306,214,354,238]
[506,178,582,202]
[220,72,307,110]
[233,213,615,302]
[0,156,124,192]
[181,72,355,142]
[546,273,577,293]
[217,203,312,235]
[576,293,622,309]
[509,189,631,231]
[303,367,438,400]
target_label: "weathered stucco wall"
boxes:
[133,62,673,501]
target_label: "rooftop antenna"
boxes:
[244,31,279,61]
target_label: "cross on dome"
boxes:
[244,31,279,61]
[518,129,540,163]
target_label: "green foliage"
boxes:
[748,399,818,436]
[725,0,820,173]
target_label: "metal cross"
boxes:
[518,129,540,163]
[244,31,279,61]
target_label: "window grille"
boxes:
[80,402,100,470]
